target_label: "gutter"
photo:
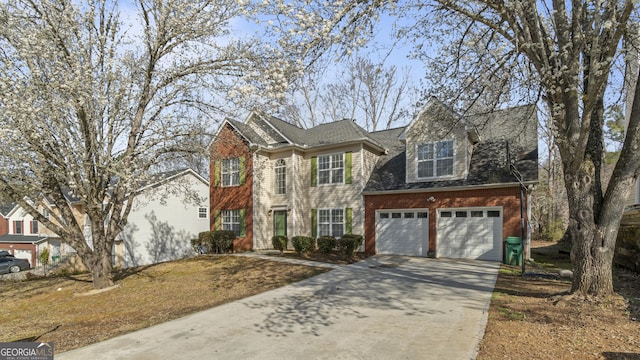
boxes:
[362,181,535,196]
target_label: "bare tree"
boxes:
[277,55,416,130]
[0,0,289,288]
[268,0,640,296]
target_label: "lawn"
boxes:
[0,255,329,353]
[477,241,640,360]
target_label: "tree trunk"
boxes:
[79,238,115,289]
[89,252,115,289]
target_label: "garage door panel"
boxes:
[376,210,428,257]
[437,208,502,261]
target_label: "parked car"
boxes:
[0,256,30,274]
[0,250,11,257]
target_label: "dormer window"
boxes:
[417,140,454,178]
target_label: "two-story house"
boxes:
[0,202,13,235]
[210,98,538,261]
[0,197,71,267]
[210,111,386,251]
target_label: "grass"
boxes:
[0,255,329,353]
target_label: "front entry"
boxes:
[273,210,287,237]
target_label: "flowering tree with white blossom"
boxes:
[0,0,294,288]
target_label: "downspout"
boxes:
[252,151,257,250]
[360,144,365,251]
[508,141,527,276]
[291,151,296,237]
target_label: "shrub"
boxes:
[317,236,336,254]
[291,236,314,255]
[39,248,50,266]
[337,234,364,259]
[272,235,289,253]
[192,232,211,254]
[210,230,235,253]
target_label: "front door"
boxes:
[273,211,287,237]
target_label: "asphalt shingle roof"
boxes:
[0,202,16,216]
[364,105,538,192]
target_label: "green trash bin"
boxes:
[504,236,522,266]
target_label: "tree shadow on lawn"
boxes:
[12,324,61,342]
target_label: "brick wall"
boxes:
[210,125,254,251]
[0,217,8,236]
[364,186,526,256]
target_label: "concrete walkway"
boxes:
[57,256,499,360]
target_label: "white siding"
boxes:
[120,172,209,268]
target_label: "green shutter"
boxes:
[214,161,220,187]
[214,210,221,231]
[345,152,352,184]
[311,156,317,187]
[311,208,317,238]
[239,209,246,237]
[345,208,353,234]
[239,157,246,185]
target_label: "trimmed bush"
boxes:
[291,236,314,255]
[272,235,288,253]
[211,230,235,253]
[317,236,337,254]
[193,231,212,253]
[337,234,364,258]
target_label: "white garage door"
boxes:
[14,249,32,265]
[376,210,428,256]
[437,208,502,261]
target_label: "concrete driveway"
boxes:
[57,256,499,360]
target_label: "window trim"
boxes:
[14,220,23,234]
[317,153,344,185]
[221,158,240,187]
[317,208,345,238]
[416,140,455,179]
[274,158,286,195]
[221,209,241,236]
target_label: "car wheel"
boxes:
[9,265,21,273]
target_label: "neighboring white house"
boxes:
[114,168,210,268]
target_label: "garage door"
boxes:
[14,249,32,265]
[437,208,502,261]
[376,210,428,256]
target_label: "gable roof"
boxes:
[0,202,16,217]
[135,168,209,194]
[217,110,386,153]
[364,104,538,193]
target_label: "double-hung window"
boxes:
[31,220,38,234]
[274,159,286,195]
[222,210,241,236]
[222,158,240,186]
[417,140,454,178]
[198,207,208,219]
[318,208,344,237]
[14,220,23,234]
[318,154,343,185]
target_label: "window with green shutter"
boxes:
[239,209,246,237]
[311,208,317,237]
[311,157,317,187]
[345,152,352,184]
[214,161,221,187]
[345,207,353,234]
